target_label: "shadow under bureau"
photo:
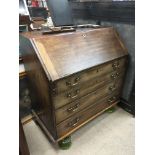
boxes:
[20,27,128,142]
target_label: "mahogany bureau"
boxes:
[20,27,128,141]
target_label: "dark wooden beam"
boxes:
[69,1,135,24]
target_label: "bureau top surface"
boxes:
[21,27,128,81]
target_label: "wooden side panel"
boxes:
[19,35,57,139]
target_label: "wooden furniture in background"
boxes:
[31,17,46,29]
[19,14,32,31]
[20,27,128,142]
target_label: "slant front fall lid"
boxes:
[26,27,128,81]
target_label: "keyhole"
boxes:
[83,34,86,38]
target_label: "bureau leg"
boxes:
[58,136,72,150]
[106,106,116,113]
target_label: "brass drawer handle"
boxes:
[112,64,119,69]
[108,96,116,103]
[68,117,80,127]
[116,72,119,76]
[67,103,80,112]
[111,72,120,79]
[112,62,120,70]
[109,85,116,91]
[66,77,80,87]
[67,89,80,99]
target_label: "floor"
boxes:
[23,107,135,155]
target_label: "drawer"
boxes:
[53,69,125,109]
[52,57,127,94]
[55,79,123,124]
[56,93,120,137]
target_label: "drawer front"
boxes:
[53,69,125,109]
[53,57,126,94]
[55,79,123,124]
[56,93,120,138]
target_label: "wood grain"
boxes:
[56,98,119,139]
[55,80,122,124]
[32,39,59,80]
[20,27,128,141]
[21,27,128,81]
[32,101,118,142]
[53,69,125,109]
[20,36,57,139]
[53,56,127,94]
